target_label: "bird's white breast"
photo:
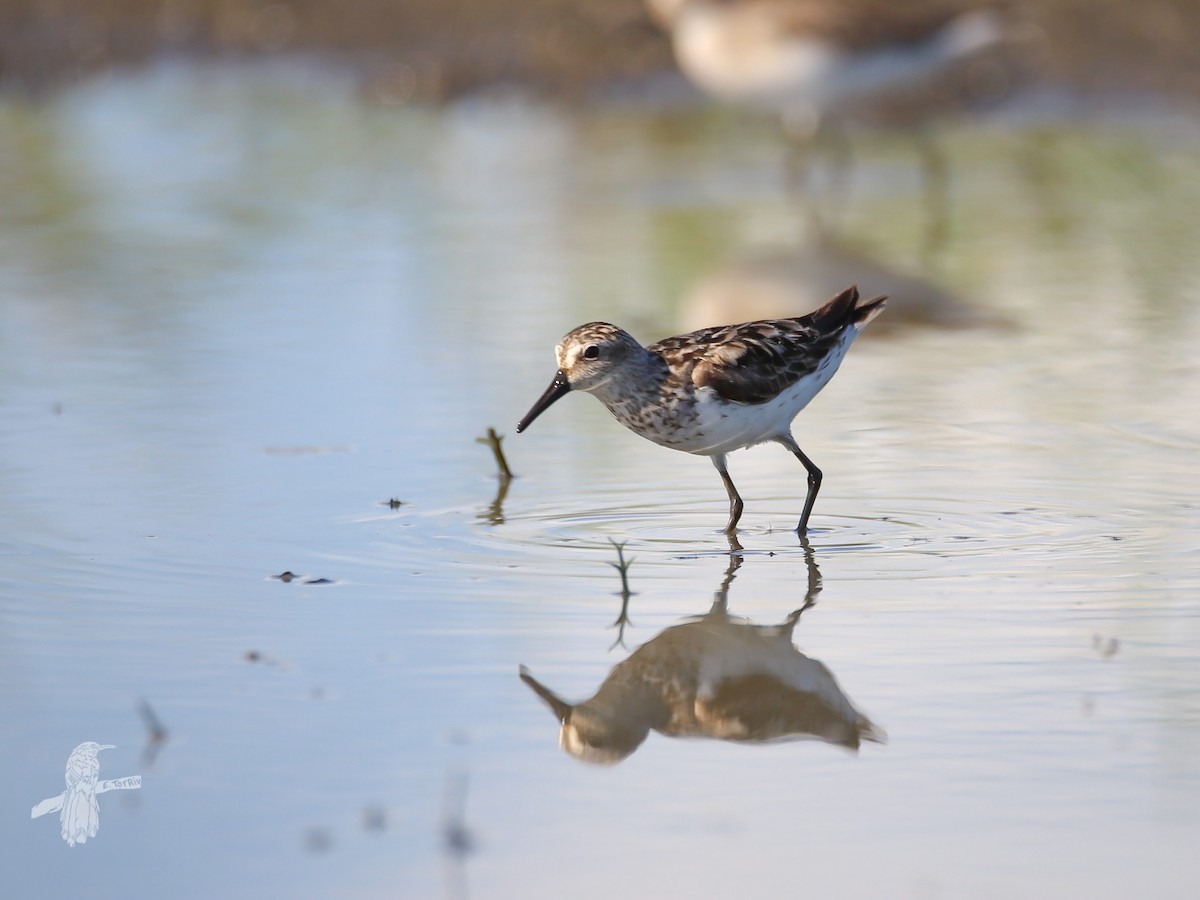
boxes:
[672,6,837,108]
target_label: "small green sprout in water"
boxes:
[476,427,514,526]
[476,427,514,481]
[607,538,635,597]
[607,539,636,649]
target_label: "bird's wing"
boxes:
[651,320,828,405]
[651,287,883,405]
[697,323,831,404]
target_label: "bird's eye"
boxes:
[582,345,600,360]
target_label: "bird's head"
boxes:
[518,666,648,765]
[516,323,642,432]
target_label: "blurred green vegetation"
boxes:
[2,0,1200,101]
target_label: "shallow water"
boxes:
[1,64,1199,898]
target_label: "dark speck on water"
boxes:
[303,828,332,854]
[362,807,387,832]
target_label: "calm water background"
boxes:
[2,63,1199,898]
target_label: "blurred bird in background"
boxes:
[646,0,1035,236]
[647,0,1019,132]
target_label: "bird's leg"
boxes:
[785,138,823,231]
[782,108,818,194]
[788,443,823,536]
[783,537,823,637]
[782,108,828,233]
[712,455,744,534]
[915,128,950,263]
[820,119,854,226]
[798,535,822,612]
[787,116,854,232]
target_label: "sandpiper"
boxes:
[646,0,1011,138]
[516,285,885,535]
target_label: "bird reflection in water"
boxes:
[520,541,883,764]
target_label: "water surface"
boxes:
[1,64,1198,898]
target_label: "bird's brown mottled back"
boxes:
[651,286,885,405]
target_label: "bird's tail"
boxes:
[61,791,101,846]
[936,9,1006,60]
[805,285,888,334]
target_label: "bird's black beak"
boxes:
[516,370,571,433]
